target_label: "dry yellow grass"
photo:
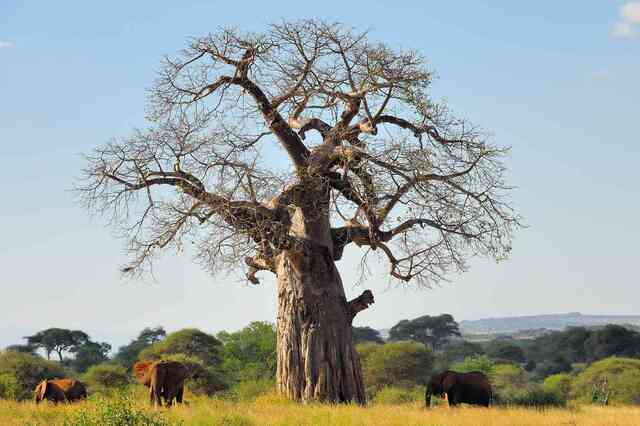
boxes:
[2,394,640,426]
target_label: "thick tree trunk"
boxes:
[275,240,366,404]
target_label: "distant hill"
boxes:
[460,312,640,335]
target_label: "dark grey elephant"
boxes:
[426,370,492,407]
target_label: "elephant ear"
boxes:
[37,380,48,401]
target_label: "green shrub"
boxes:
[508,386,566,407]
[63,392,176,426]
[373,386,423,405]
[0,351,66,400]
[572,357,640,405]
[450,355,495,377]
[491,363,528,401]
[543,373,572,401]
[139,329,222,366]
[359,341,434,392]
[82,363,129,394]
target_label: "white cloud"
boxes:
[0,40,15,49]
[612,1,640,39]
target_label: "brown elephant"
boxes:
[133,360,188,407]
[34,379,87,403]
[426,370,492,407]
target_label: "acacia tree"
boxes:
[77,20,521,404]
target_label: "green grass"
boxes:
[2,392,640,426]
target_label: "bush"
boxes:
[139,328,222,366]
[359,341,434,392]
[0,351,66,400]
[373,386,423,405]
[491,363,528,401]
[572,357,640,405]
[543,373,572,402]
[82,363,129,394]
[450,355,495,377]
[508,386,566,407]
[63,392,175,426]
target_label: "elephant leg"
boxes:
[447,389,458,407]
[176,386,184,404]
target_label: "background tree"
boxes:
[138,328,222,366]
[584,324,640,361]
[77,20,520,403]
[358,342,434,393]
[25,328,89,361]
[0,351,66,400]
[217,321,276,384]
[70,341,112,373]
[442,341,484,364]
[486,340,526,364]
[352,327,385,345]
[114,326,166,369]
[389,314,461,351]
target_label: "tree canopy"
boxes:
[352,327,385,345]
[114,326,166,369]
[24,328,89,361]
[217,321,277,383]
[389,314,461,350]
[139,328,222,366]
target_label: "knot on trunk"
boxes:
[348,289,374,321]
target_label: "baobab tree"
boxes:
[77,20,521,404]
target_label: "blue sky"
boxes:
[1,1,639,350]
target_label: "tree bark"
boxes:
[275,241,366,404]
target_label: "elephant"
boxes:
[34,379,87,403]
[133,360,188,407]
[425,370,492,407]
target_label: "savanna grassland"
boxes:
[2,393,640,426]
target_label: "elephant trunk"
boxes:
[426,389,432,408]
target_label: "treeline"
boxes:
[2,316,640,406]
[0,322,275,401]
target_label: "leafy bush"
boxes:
[63,393,175,426]
[543,373,573,402]
[139,328,222,366]
[373,386,423,405]
[0,351,66,400]
[508,386,566,407]
[359,341,434,392]
[572,357,640,405]
[82,363,129,394]
[491,363,528,401]
[450,355,495,376]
